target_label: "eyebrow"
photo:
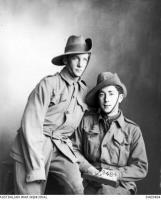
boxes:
[108,90,114,92]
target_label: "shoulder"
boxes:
[40,72,61,86]
[36,72,64,90]
[124,117,139,127]
[123,116,142,139]
[79,109,99,131]
[84,109,98,117]
[82,109,98,124]
[31,73,62,96]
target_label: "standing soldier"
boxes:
[10,35,92,194]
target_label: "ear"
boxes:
[118,94,124,103]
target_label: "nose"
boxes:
[104,95,109,102]
[77,60,82,68]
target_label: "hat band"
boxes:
[65,44,88,53]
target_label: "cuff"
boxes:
[26,169,46,183]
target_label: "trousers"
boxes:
[13,142,84,195]
[84,181,131,195]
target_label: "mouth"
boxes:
[76,68,82,72]
[104,105,111,108]
[76,70,83,74]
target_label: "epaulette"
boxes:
[124,117,139,127]
[45,72,59,78]
[46,75,53,78]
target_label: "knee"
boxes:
[65,174,84,194]
[46,172,84,194]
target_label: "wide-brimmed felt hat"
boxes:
[86,72,127,107]
[51,35,92,66]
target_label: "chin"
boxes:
[75,73,82,77]
[103,108,111,113]
[102,110,110,114]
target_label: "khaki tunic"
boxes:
[10,67,88,183]
[73,110,148,193]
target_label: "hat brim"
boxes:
[86,80,127,107]
[51,51,91,66]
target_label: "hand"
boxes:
[112,169,122,180]
[98,168,121,181]
[87,166,99,175]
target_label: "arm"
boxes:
[119,126,148,182]
[21,78,53,182]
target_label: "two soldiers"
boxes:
[10,35,148,195]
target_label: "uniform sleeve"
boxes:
[119,126,148,182]
[72,118,93,173]
[21,77,53,182]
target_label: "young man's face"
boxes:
[98,85,123,116]
[66,53,89,78]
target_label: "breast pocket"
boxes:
[85,131,100,162]
[48,93,68,114]
[115,140,130,166]
[49,93,67,107]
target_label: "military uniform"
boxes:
[10,67,88,194]
[73,110,148,194]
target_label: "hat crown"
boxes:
[65,35,92,53]
[51,35,92,66]
[97,72,119,85]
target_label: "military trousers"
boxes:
[13,141,84,195]
[84,181,131,195]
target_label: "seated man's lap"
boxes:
[49,148,83,194]
[84,181,131,195]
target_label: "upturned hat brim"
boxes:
[86,79,127,107]
[51,51,91,66]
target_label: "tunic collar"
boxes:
[98,109,125,129]
[97,110,127,144]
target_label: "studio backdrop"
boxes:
[0,0,161,194]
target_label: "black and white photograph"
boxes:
[0,0,161,196]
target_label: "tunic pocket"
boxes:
[49,94,60,106]
[118,142,130,166]
[85,131,100,162]
[49,93,67,107]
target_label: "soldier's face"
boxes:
[98,85,123,116]
[67,54,89,78]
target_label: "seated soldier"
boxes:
[72,72,148,194]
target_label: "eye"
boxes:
[71,56,78,61]
[83,58,88,62]
[99,92,105,98]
